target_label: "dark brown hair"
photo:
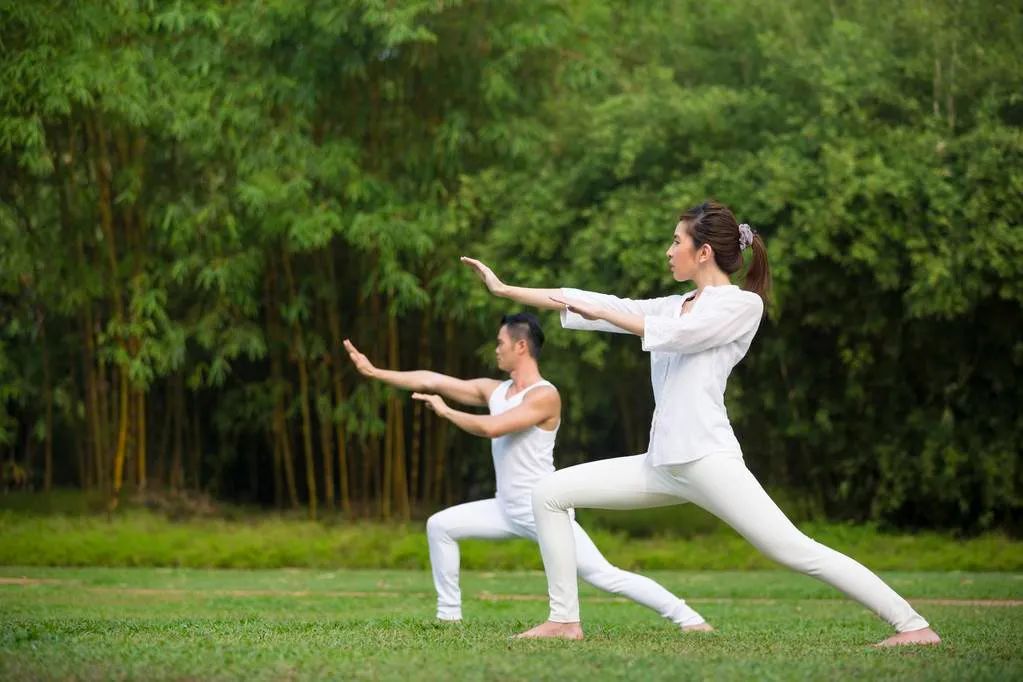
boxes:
[679,200,771,304]
[501,312,544,358]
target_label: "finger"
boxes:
[550,298,572,311]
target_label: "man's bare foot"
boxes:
[682,622,714,633]
[514,620,584,640]
[875,627,941,647]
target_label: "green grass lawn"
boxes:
[3,508,1021,571]
[2,567,1021,681]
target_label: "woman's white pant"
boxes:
[532,453,930,632]
[426,497,705,626]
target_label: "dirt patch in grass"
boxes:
[3,579,1020,606]
[0,577,62,586]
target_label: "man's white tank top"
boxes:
[488,379,558,509]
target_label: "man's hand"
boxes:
[549,295,603,321]
[412,392,451,418]
[343,339,377,378]
[460,256,507,296]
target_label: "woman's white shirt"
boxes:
[559,284,763,466]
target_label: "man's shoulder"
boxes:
[524,381,560,401]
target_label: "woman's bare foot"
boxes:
[514,620,584,640]
[682,622,715,633]
[875,627,941,647]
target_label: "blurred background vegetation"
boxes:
[1,0,1020,536]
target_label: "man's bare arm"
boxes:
[343,339,499,407]
[412,387,560,438]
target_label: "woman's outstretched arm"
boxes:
[461,257,563,310]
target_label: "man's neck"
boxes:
[508,362,542,391]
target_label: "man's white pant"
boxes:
[531,453,929,632]
[426,497,705,626]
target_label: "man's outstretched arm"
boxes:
[343,339,499,407]
[412,387,560,439]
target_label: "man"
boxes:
[343,313,710,636]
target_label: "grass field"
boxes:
[2,567,1021,681]
[3,507,1021,572]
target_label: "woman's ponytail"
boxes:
[743,232,771,305]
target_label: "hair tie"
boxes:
[738,223,755,251]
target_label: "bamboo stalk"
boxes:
[171,373,184,491]
[281,250,318,520]
[190,395,201,490]
[316,362,335,512]
[156,384,173,489]
[382,397,393,519]
[269,428,282,508]
[136,389,146,492]
[323,247,351,514]
[110,370,130,510]
[41,315,54,492]
[273,397,300,509]
[409,309,430,507]
[388,313,410,520]
[266,258,300,508]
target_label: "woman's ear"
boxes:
[699,243,714,264]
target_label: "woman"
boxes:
[460,200,940,646]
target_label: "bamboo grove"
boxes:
[1,1,1021,531]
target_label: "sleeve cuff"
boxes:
[641,315,672,352]
[559,287,593,330]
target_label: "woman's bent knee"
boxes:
[426,512,447,539]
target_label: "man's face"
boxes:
[495,325,523,372]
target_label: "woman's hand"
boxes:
[460,256,507,296]
[412,392,451,418]
[549,295,603,321]
[343,339,377,378]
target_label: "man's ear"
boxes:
[515,338,529,355]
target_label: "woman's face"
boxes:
[665,221,709,282]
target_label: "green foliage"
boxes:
[0,0,1020,530]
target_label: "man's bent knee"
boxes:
[531,474,571,514]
